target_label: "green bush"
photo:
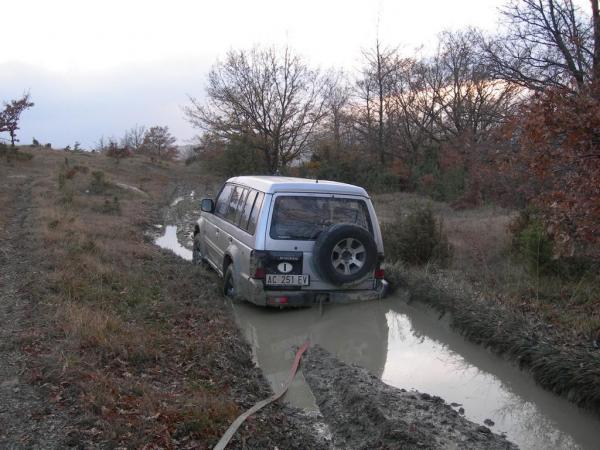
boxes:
[189,137,268,176]
[514,217,554,275]
[305,158,404,193]
[89,171,109,194]
[381,206,452,266]
[510,210,598,279]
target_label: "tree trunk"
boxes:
[377,41,385,165]
[592,0,600,91]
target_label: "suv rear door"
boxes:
[264,193,376,291]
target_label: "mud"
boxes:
[303,346,517,449]
[160,185,600,450]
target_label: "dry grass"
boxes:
[384,264,600,413]
[4,149,265,448]
[373,191,600,340]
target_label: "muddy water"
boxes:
[155,225,192,261]
[154,191,599,450]
[232,294,600,450]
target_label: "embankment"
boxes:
[385,263,600,415]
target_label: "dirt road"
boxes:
[0,176,68,448]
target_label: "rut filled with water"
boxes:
[155,191,600,450]
[232,294,600,450]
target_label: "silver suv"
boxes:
[193,176,388,307]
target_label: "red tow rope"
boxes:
[213,340,311,450]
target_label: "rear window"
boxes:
[270,196,372,240]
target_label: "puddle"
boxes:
[154,225,192,261]
[171,196,184,207]
[232,295,600,450]
[114,181,148,196]
[153,207,599,450]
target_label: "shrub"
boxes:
[105,142,131,163]
[509,210,597,279]
[99,196,121,215]
[89,171,109,194]
[512,213,554,275]
[381,206,452,266]
[304,157,404,194]
[1,143,34,162]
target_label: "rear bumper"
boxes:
[245,278,389,307]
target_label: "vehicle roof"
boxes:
[226,176,369,197]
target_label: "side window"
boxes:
[225,186,244,222]
[234,188,249,226]
[247,192,264,235]
[240,190,258,231]
[215,184,233,217]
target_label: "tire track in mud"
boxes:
[159,186,521,449]
[303,346,518,450]
[0,178,69,449]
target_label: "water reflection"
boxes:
[232,301,388,409]
[232,294,600,450]
[154,225,192,261]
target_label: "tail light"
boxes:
[374,253,385,279]
[250,250,267,279]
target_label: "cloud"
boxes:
[0,0,508,148]
[0,60,208,148]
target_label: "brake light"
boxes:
[375,253,385,279]
[250,250,267,279]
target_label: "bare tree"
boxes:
[185,46,328,174]
[388,57,440,165]
[322,70,352,159]
[484,0,595,92]
[0,93,34,146]
[431,30,519,142]
[121,125,146,153]
[355,40,400,164]
[141,126,177,160]
[593,0,600,84]
[94,136,108,153]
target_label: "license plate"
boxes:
[265,274,310,286]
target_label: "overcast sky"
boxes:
[1,0,510,148]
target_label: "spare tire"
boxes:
[313,223,377,286]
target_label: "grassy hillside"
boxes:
[0,148,323,449]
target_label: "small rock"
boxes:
[484,418,495,427]
[420,393,431,400]
[458,407,465,415]
[477,425,491,434]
